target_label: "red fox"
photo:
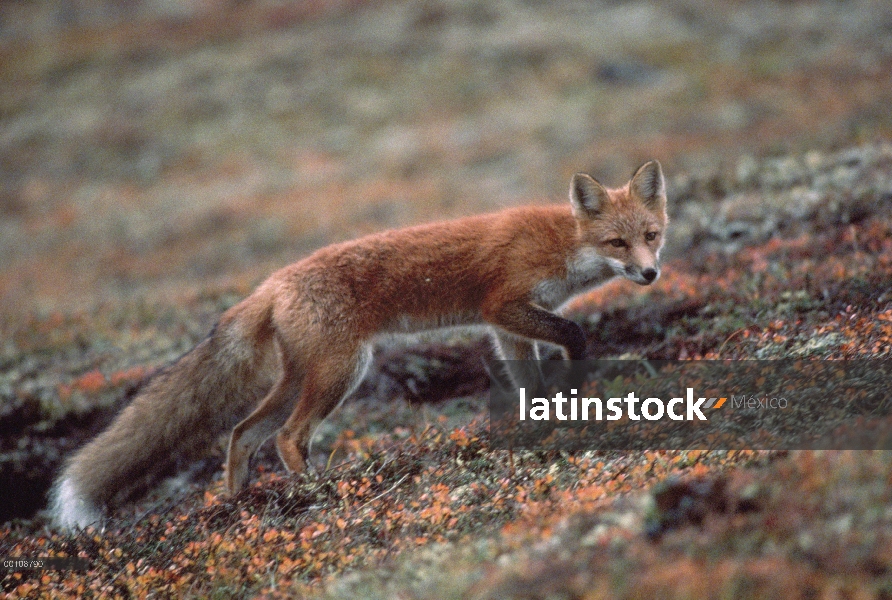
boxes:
[51,160,668,530]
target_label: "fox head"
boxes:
[569,160,668,286]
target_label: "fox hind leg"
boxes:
[226,359,304,495]
[275,345,372,476]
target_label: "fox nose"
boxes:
[641,268,658,283]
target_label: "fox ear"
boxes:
[570,173,609,219]
[630,160,666,210]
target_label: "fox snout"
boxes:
[625,264,660,285]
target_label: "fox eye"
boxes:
[645,232,658,242]
[608,238,626,248]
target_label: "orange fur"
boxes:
[51,161,668,530]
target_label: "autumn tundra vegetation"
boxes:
[3,0,892,598]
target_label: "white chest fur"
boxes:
[532,248,619,309]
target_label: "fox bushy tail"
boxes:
[51,291,276,531]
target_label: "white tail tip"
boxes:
[51,477,103,531]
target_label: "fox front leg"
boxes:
[488,300,587,361]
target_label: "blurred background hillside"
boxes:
[2,0,891,314]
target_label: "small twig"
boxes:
[325,445,339,471]
[716,327,754,357]
[641,360,658,377]
[357,473,410,511]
